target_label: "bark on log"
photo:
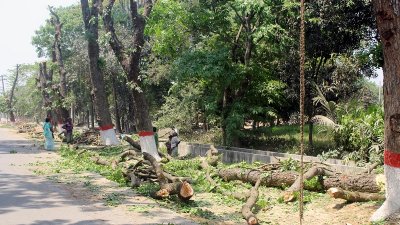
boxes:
[323,173,383,193]
[218,168,297,188]
[218,168,383,193]
[122,136,142,151]
[143,152,167,184]
[327,187,385,202]
[118,150,140,162]
[284,166,327,202]
[241,178,261,225]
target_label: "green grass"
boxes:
[51,145,126,184]
[241,124,336,156]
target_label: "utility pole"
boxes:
[0,75,5,95]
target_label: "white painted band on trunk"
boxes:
[99,128,120,146]
[139,134,161,162]
[370,165,400,221]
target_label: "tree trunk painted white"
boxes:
[139,131,161,161]
[99,128,120,146]
[371,0,400,221]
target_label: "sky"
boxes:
[0,0,78,89]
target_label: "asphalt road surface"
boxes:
[0,127,197,225]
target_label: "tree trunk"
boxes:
[8,64,19,122]
[308,120,313,149]
[371,0,400,221]
[81,0,119,145]
[90,95,95,128]
[49,7,69,123]
[102,0,159,158]
[222,88,228,146]
[112,77,122,133]
[38,62,53,118]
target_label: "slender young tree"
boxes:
[81,0,119,145]
[8,64,19,122]
[371,0,400,221]
[38,62,53,118]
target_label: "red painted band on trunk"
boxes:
[139,131,154,137]
[384,149,400,168]
[99,124,114,131]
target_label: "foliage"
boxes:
[333,104,384,164]
[279,158,299,172]
[54,145,126,184]
[103,192,124,206]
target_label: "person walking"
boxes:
[62,118,73,144]
[169,130,180,157]
[43,117,55,150]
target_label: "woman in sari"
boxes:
[43,117,55,150]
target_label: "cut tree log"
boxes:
[122,135,142,151]
[143,152,194,201]
[218,168,297,188]
[153,181,194,201]
[218,168,384,193]
[241,177,262,225]
[327,187,385,202]
[323,173,384,193]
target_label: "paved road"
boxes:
[0,127,197,225]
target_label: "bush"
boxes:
[333,104,383,164]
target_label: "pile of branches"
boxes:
[89,140,194,201]
[73,129,101,145]
[196,146,384,225]
[17,123,37,133]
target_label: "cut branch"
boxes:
[241,177,261,225]
[218,168,383,193]
[327,187,385,202]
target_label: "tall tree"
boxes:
[101,0,153,132]
[81,0,119,145]
[8,64,19,122]
[370,0,400,221]
[49,6,70,123]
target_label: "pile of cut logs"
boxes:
[73,129,101,145]
[86,140,383,225]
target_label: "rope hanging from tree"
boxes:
[299,0,306,224]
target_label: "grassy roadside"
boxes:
[28,144,382,225]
